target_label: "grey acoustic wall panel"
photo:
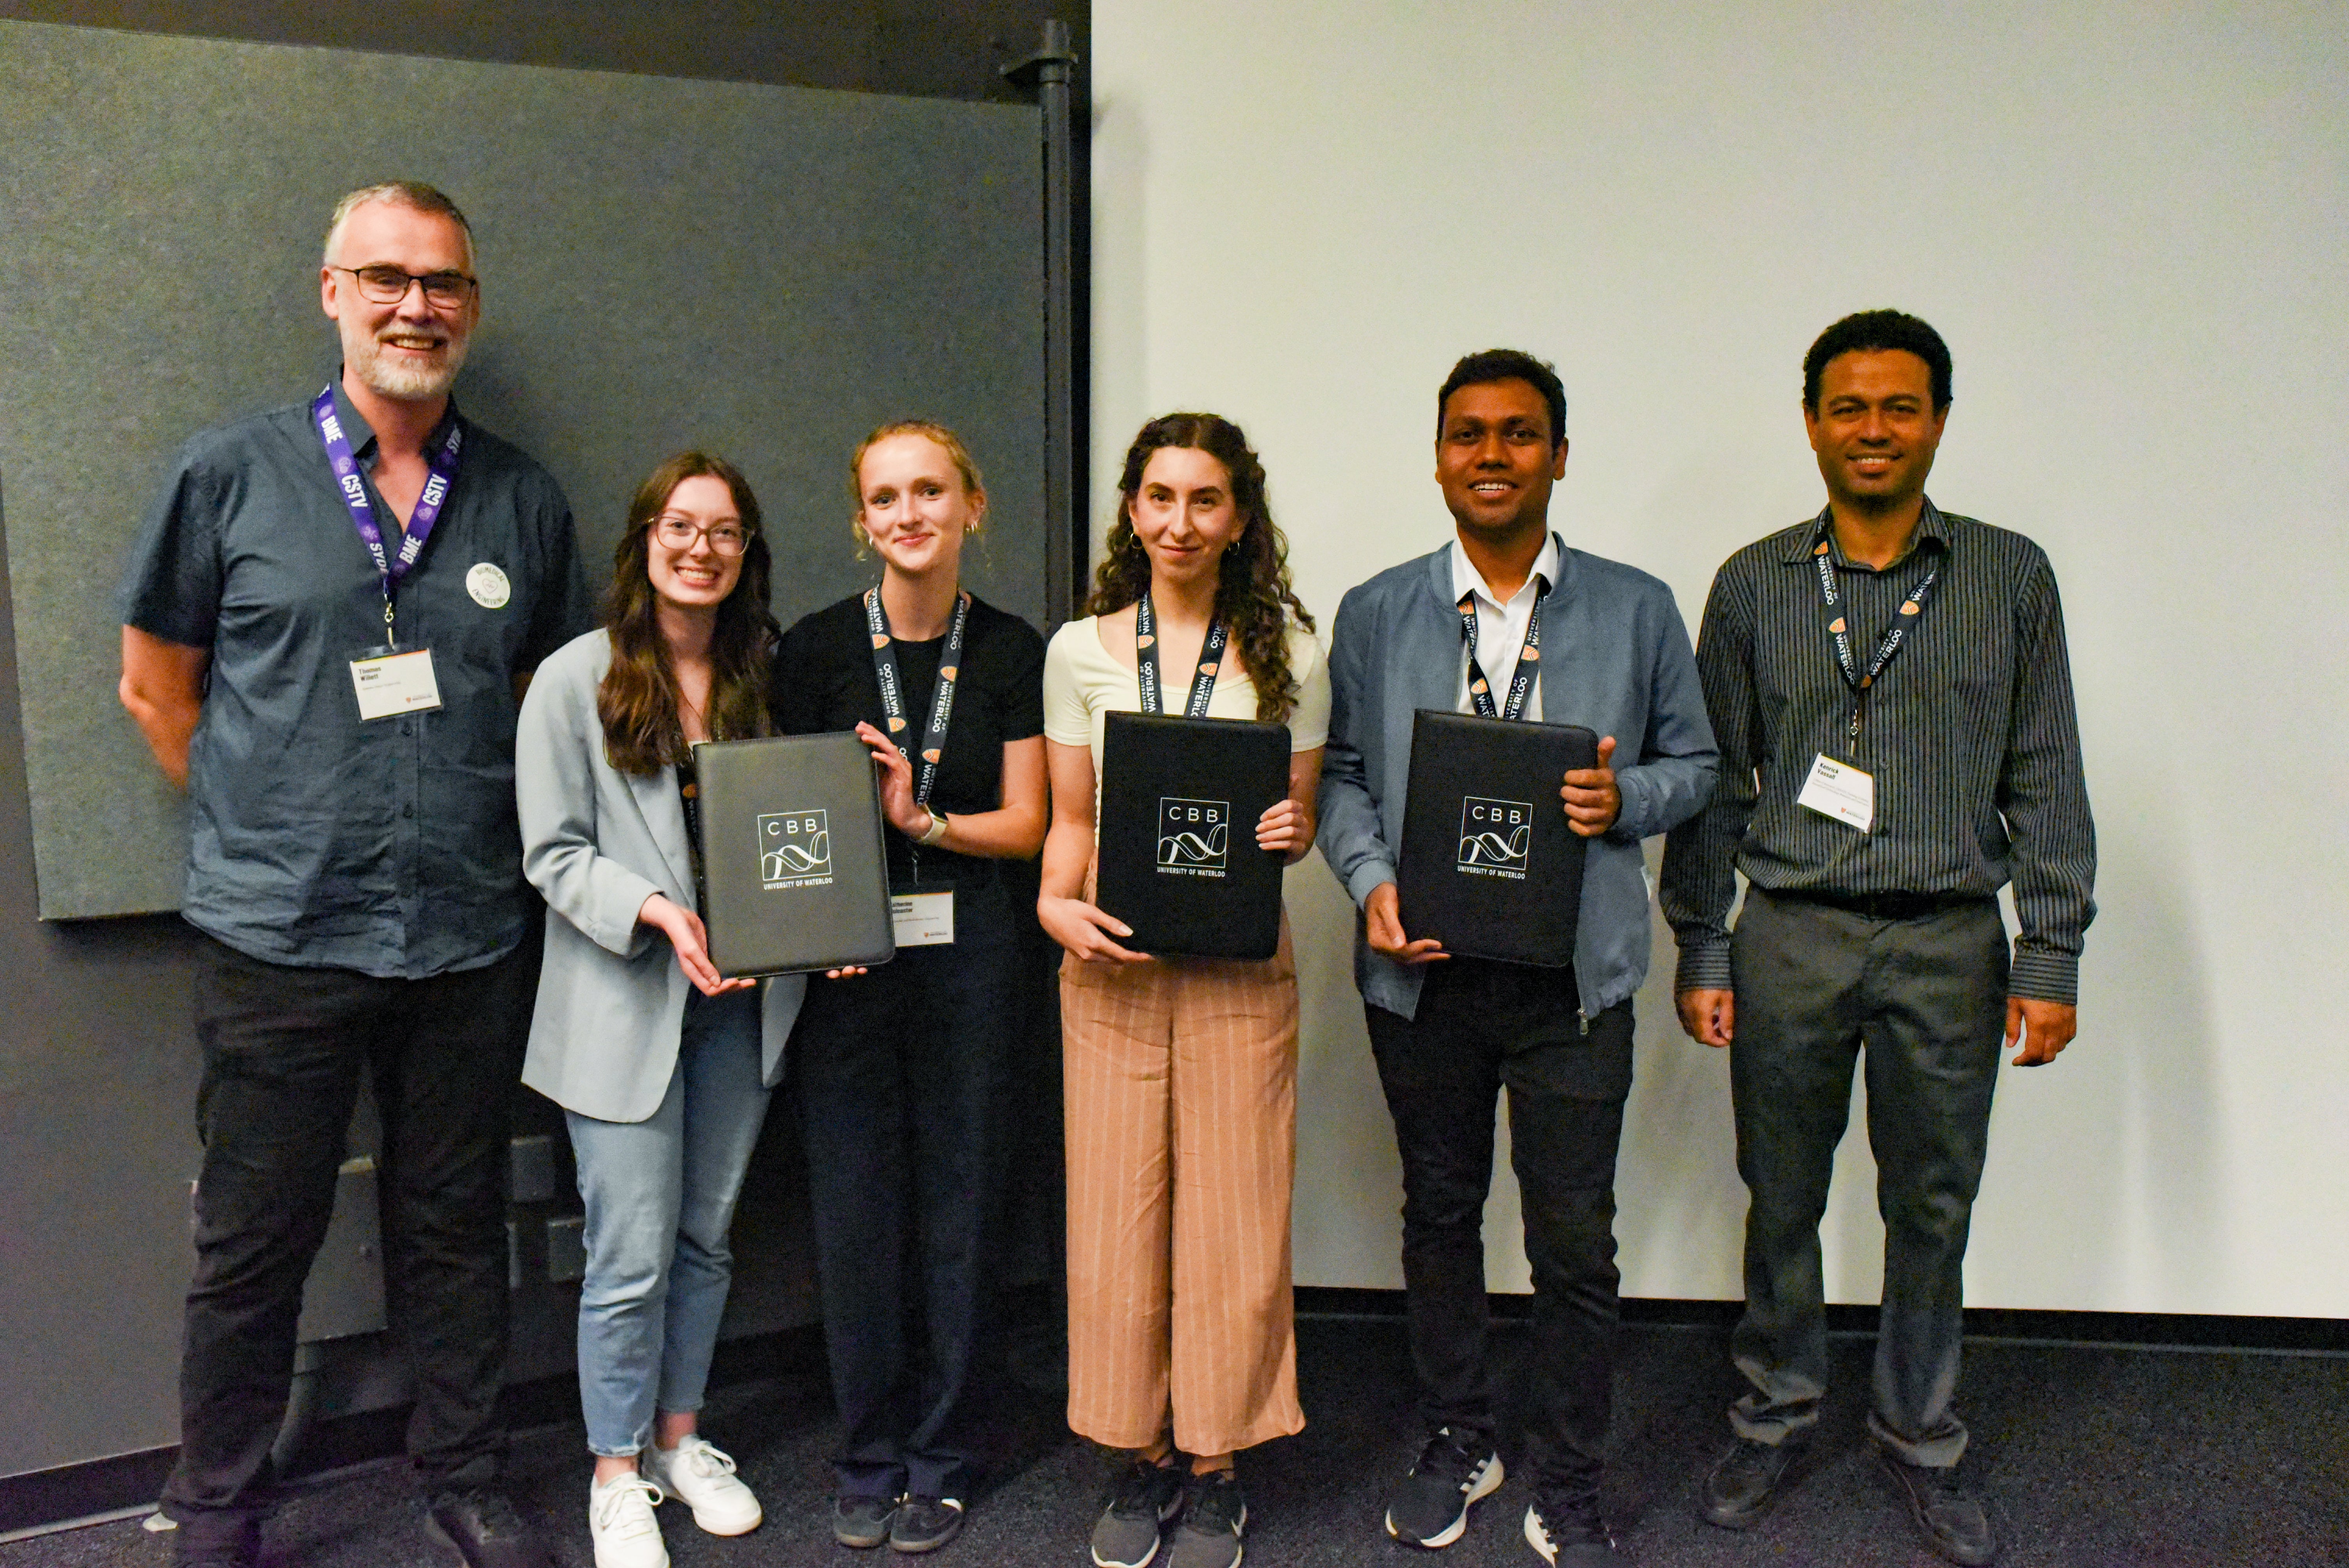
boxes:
[0,20,1044,918]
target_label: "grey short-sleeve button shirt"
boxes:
[116,381,594,978]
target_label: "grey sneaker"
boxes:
[834,1495,898,1550]
[888,1496,964,1554]
[1091,1459,1185,1568]
[1523,1492,1616,1566]
[1166,1469,1246,1568]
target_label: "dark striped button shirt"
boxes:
[1659,499,2096,1003]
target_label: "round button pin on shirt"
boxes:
[466,562,512,609]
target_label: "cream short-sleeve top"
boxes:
[1043,615,1331,785]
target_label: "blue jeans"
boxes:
[566,987,768,1458]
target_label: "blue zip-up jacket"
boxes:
[1316,536,1719,1022]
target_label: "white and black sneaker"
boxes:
[1166,1468,1246,1568]
[1091,1458,1185,1568]
[1386,1427,1504,1548]
[1523,1492,1616,1566]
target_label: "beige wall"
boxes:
[1090,1,2349,1315]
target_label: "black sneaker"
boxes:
[834,1494,898,1550]
[1522,1491,1616,1566]
[169,1510,262,1568]
[1386,1427,1505,1547]
[423,1486,552,1568]
[1698,1434,1807,1529]
[1877,1449,1998,1566]
[1166,1469,1246,1568]
[889,1495,964,1554]
[1091,1459,1185,1568]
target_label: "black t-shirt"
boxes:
[773,590,1046,888]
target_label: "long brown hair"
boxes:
[1085,412,1315,722]
[597,452,777,774]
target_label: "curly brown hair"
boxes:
[597,452,778,774]
[1084,413,1315,723]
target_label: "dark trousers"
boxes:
[793,874,1019,1501]
[165,935,531,1522]
[1726,888,2008,1468]
[1366,959,1634,1500]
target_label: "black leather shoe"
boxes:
[889,1495,965,1554]
[169,1510,262,1568]
[1877,1450,1997,1565]
[1698,1435,1806,1529]
[424,1486,553,1568]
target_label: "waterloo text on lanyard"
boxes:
[1458,578,1547,723]
[1810,515,1942,741]
[1135,591,1228,717]
[865,587,970,945]
[312,385,463,639]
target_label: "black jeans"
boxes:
[1366,959,1634,1500]
[165,935,531,1522]
[1726,888,2008,1468]
[793,872,1020,1501]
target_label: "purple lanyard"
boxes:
[312,385,463,637]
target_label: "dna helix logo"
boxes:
[1157,797,1229,875]
[756,809,832,888]
[1457,796,1532,874]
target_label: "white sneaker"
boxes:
[588,1473,669,1568]
[643,1434,764,1536]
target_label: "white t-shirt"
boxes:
[1043,614,1332,781]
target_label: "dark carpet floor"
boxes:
[8,1316,2345,1568]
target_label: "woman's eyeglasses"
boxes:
[651,516,752,557]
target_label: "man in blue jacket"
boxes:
[1318,349,1716,1566]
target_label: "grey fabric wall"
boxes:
[0,1,1082,1490]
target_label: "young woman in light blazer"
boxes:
[515,451,801,1568]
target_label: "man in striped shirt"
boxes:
[1660,310,2096,1566]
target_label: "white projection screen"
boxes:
[1091,3,2349,1320]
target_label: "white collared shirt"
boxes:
[1450,532,1560,722]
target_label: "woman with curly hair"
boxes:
[1037,412,1329,1568]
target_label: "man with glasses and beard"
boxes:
[116,182,591,1568]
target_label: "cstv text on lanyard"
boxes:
[315,385,462,720]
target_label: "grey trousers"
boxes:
[1725,887,2008,1468]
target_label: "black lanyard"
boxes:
[863,585,971,808]
[1135,591,1227,718]
[1458,579,1546,723]
[1809,517,1943,740]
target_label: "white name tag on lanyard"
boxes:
[349,647,444,720]
[1797,752,1875,832]
[890,890,955,946]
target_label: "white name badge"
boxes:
[1797,752,1875,832]
[349,647,444,721]
[890,890,955,947]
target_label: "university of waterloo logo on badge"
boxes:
[757,810,832,890]
[1157,797,1229,879]
[1457,796,1532,880]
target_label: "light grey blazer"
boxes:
[515,629,804,1124]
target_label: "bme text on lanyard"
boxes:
[314,385,464,722]
[1794,516,1943,834]
[866,585,972,943]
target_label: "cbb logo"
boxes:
[1457,796,1533,874]
[1157,797,1230,874]
[757,809,831,889]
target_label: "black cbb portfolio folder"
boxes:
[693,732,896,977]
[1095,711,1290,960]
[1397,708,1597,967]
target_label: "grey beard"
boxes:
[351,335,468,400]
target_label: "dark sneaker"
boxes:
[169,1510,262,1568]
[1522,1492,1616,1566]
[424,1487,553,1568]
[1698,1434,1807,1529]
[834,1495,899,1550]
[1165,1469,1247,1568]
[889,1496,965,1554]
[1091,1459,1185,1568]
[1877,1450,1997,1566]
[1386,1427,1505,1547]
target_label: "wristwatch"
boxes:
[917,811,950,846]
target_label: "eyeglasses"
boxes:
[330,264,477,308]
[652,515,752,557]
